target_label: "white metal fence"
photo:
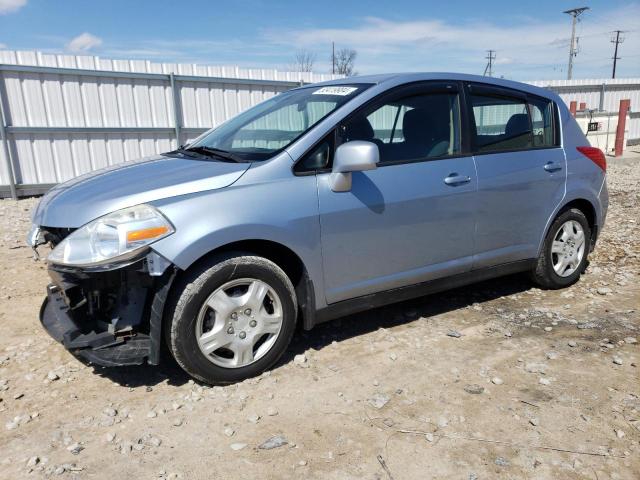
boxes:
[1,50,638,198]
[527,77,640,141]
[0,50,340,198]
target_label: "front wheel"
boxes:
[165,253,297,384]
[530,208,591,289]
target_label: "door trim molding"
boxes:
[309,258,535,327]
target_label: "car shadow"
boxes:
[89,354,191,388]
[279,272,533,365]
[89,272,533,388]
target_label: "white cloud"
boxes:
[0,0,26,15]
[66,32,103,53]
[101,37,284,66]
[495,57,514,66]
[0,42,7,49]
[269,5,640,79]
[6,4,635,80]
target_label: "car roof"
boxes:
[311,72,557,101]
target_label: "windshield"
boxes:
[188,84,370,161]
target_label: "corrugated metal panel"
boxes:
[629,113,640,140]
[0,50,341,190]
[526,77,640,143]
[2,50,639,193]
[529,79,640,110]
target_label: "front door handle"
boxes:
[544,162,562,172]
[444,173,471,186]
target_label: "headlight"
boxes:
[48,204,174,267]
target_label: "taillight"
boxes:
[577,146,606,172]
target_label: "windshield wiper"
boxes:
[165,147,200,158]
[184,146,244,163]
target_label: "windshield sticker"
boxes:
[313,86,358,96]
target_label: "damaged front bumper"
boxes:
[39,252,176,367]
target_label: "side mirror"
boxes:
[330,141,379,192]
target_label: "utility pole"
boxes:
[563,7,589,80]
[611,30,625,79]
[483,50,496,77]
[331,42,335,75]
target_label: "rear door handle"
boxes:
[544,162,562,172]
[444,173,471,186]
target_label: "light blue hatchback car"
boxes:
[28,73,608,384]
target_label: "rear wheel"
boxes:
[165,253,297,384]
[531,208,591,289]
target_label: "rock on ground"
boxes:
[0,154,639,479]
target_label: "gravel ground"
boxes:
[0,152,638,479]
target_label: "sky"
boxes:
[0,0,639,80]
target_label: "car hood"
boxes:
[32,154,251,228]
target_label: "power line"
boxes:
[548,29,637,52]
[611,30,625,79]
[483,50,496,77]
[578,28,637,39]
[563,7,590,80]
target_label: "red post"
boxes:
[579,102,586,110]
[569,101,577,117]
[614,99,630,157]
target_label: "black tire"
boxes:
[530,208,591,289]
[164,252,297,385]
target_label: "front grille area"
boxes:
[48,260,154,335]
[42,260,158,366]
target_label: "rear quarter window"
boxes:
[528,96,557,147]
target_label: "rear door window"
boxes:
[470,94,532,152]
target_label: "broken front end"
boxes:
[40,254,175,366]
[30,204,177,367]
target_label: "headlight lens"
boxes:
[48,204,174,267]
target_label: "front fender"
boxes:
[148,175,326,309]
